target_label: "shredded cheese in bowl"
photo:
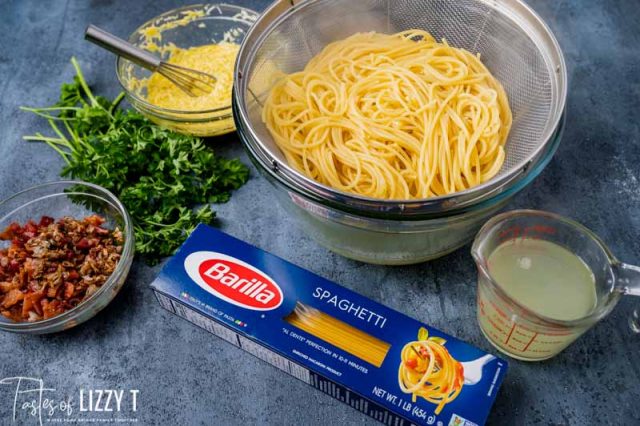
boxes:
[147,43,239,112]
[116,4,259,137]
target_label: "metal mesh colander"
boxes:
[234,0,566,215]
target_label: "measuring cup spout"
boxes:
[470,240,490,275]
[613,263,640,296]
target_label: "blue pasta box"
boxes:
[150,224,507,426]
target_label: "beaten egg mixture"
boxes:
[147,43,239,111]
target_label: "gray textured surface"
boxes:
[0,0,639,425]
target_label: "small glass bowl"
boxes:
[0,181,134,334]
[116,3,259,137]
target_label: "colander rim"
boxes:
[233,0,568,212]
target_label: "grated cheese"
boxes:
[147,43,239,111]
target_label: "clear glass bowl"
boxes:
[116,4,259,137]
[237,111,563,264]
[0,181,134,334]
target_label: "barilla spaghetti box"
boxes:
[150,224,507,426]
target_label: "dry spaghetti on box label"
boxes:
[150,224,507,425]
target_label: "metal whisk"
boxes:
[85,25,216,97]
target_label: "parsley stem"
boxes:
[19,106,79,121]
[71,57,97,106]
[110,92,126,115]
[142,219,174,227]
[23,135,70,148]
[62,120,80,153]
[47,119,74,151]
[43,140,72,165]
[70,56,113,119]
[20,106,80,112]
[62,119,92,154]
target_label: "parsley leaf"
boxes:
[22,57,249,264]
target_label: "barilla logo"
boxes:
[184,252,283,311]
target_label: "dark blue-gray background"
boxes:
[0,0,638,425]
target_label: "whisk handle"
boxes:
[85,24,161,71]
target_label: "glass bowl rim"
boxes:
[0,180,134,332]
[116,3,259,117]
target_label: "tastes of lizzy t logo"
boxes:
[184,251,283,310]
[0,377,139,425]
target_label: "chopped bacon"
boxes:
[64,283,75,299]
[22,292,44,317]
[39,216,54,227]
[0,223,21,240]
[84,215,105,227]
[47,286,58,298]
[0,216,122,322]
[93,226,110,236]
[42,299,64,319]
[76,238,92,250]
[0,281,17,293]
[3,289,23,308]
[8,259,19,273]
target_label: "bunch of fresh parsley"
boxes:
[22,57,249,264]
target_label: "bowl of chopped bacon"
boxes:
[0,181,134,333]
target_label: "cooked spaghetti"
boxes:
[262,30,512,199]
[398,339,464,414]
[285,303,390,367]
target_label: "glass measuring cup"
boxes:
[471,210,640,361]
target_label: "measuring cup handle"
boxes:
[613,263,640,334]
[614,263,640,296]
